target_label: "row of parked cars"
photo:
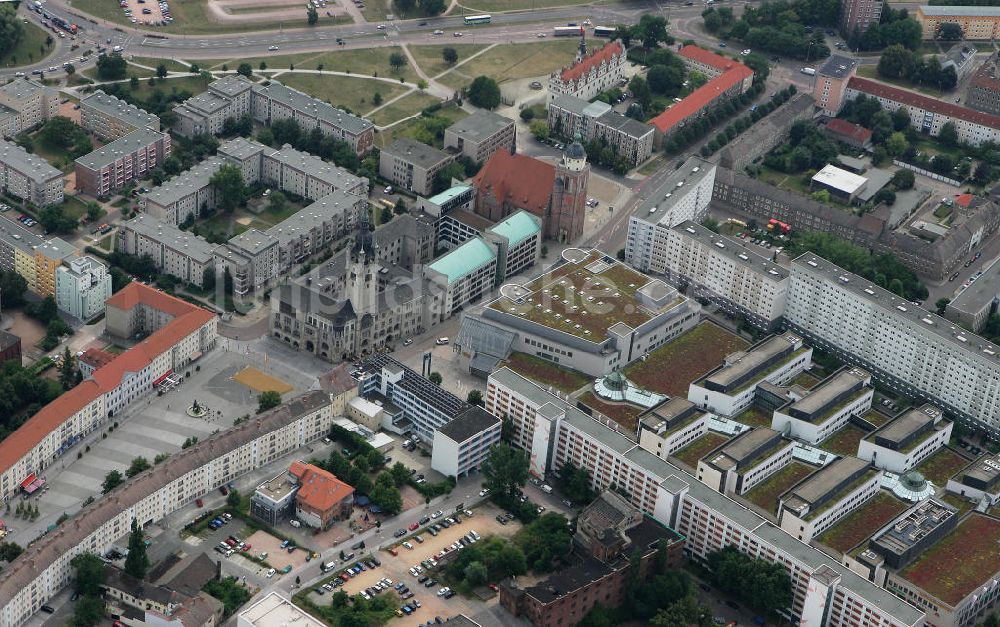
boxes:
[314,557,381,595]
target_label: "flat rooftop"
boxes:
[384,137,453,169]
[783,455,871,511]
[675,220,789,283]
[633,157,714,224]
[700,332,802,392]
[238,592,325,627]
[81,89,159,130]
[919,5,1000,17]
[949,256,1000,315]
[120,215,216,263]
[866,405,942,448]
[488,249,680,340]
[255,471,298,502]
[818,54,859,79]
[812,164,868,195]
[75,128,164,170]
[784,367,869,422]
[956,453,1000,490]
[446,110,514,141]
[704,427,783,472]
[872,498,956,559]
[639,397,705,433]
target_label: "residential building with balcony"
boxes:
[444,111,515,165]
[379,138,457,196]
[0,79,59,137]
[74,128,170,197]
[80,90,160,141]
[547,94,654,167]
[0,138,64,206]
[55,255,112,321]
[117,215,217,287]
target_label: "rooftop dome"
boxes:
[565,140,587,160]
[901,471,926,491]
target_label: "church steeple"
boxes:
[577,27,587,61]
[352,207,375,263]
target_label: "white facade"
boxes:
[664,221,789,330]
[548,41,627,103]
[55,256,112,321]
[638,410,711,460]
[430,409,502,478]
[0,79,60,137]
[771,367,874,445]
[777,459,882,543]
[0,138,64,207]
[786,254,1000,437]
[625,158,716,273]
[856,405,952,474]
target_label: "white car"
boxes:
[431,510,443,519]
[403,541,413,550]
[479,489,489,497]
[741,49,751,55]
[403,338,413,346]
[536,32,546,37]
[433,29,443,35]
[384,185,393,194]
[435,337,449,345]
[437,587,451,596]
[266,568,276,578]
[268,45,279,51]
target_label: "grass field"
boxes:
[369,91,441,124]
[71,0,311,34]
[376,105,468,149]
[0,21,54,69]
[900,514,1000,606]
[857,65,944,98]
[436,40,579,89]
[272,74,409,116]
[793,372,820,389]
[61,195,92,222]
[816,492,908,554]
[915,447,969,485]
[625,322,749,397]
[129,57,191,73]
[457,0,594,11]
[409,44,488,78]
[127,75,211,103]
[209,48,421,83]
[504,352,590,394]
[734,407,772,428]
[84,62,158,80]
[745,461,814,513]
[578,391,642,432]
[819,425,867,457]
[672,433,729,469]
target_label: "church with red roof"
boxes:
[548,39,627,103]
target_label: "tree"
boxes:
[877,44,916,80]
[0,271,27,308]
[707,546,791,615]
[429,372,443,385]
[389,52,407,72]
[202,576,251,618]
[124,518,149,579]
[236,63,253,78]
[72,594,104,627]
[86,201,103,222]
[60,347,78,390]
[422,0,446,15]
[390,462,410,486]
[126,456,151,478]
[102,469,124,494]
[629,75,651,109]
[938,121,959,147]
[0,541,22,562]
[395,0,416,12]
[307,3,318,24]
[96,53,127,80]
[464,561,488,585]
[529,120,549,141]
[442,47,458,65]
[892,107,911,131]
[647,64,684,96]
[937,22,963,40]
[936,297,951,314]
[885,131,908,157]
[210,164,246,212]
[892,168,915,190]
[258,390,282,413]
[371,474,403,515]
[227,487,241,508]
[65,63,76,76]
[373,91,383,106]
[467,76,501,110]
[71,553,107,596]
[556,461,595,504]
[0,4,25,57]
[974,162,994,185]
[39,204,77,234]
[268,190,287,214]
[155,63,168,79]
[481,442,529,500]
[467,390,483,406]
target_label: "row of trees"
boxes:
[393,0,446,17]
[846,7,923,52]
[0,4,25,57]
[611,15,672,50]
[702,85,797,157]
[665,82,766,154]
[877,44,958,90]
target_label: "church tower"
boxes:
[548,138,590,243]
[577,27,587,61]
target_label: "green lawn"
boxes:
[127,75,211,103]
[376,105,468,148]
[369,91,441,125]
[71,0,315,34]
[409,43,488,78]
[745,461,814,514]
[819,425,867,457]
[84,62,157,80]
[504,352,590,393]
[60,195,92,222]
[436,40,579,89]
[97,233,115,251]
[129,57,191,73]
[360,0,423,24]
[28,134,75,171]
[672,433,729,469]
[0,20,55,69]
[816,492,907,554]
[915,447,969,485]
[206,47,420,84]
[857,65,945,98]
[278,74,409,116]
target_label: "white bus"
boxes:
[553,26,582,37]
[593,25,616,37]
[463,14,491,24]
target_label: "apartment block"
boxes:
[0,392,331,625]
[0,78,60,137]
[812,54,860,116]
[857,404,952,474]
[55,255,112,321]
[0,215,76,297]
[771,366,874,445]
[916,5,1000,40]
[431,406,502,478]
[945,252,1000,333]
[0,138,64,206]
[482,210,542,283]
[719,93,816,170]
[141,156,224,225]
[424,237,497,320]
[379,138,457,196]
[117,215,217,287]
[444,111,515,165]
[214,230,279,295]
[637,398,713,460]
[547,94,654,167]
[841,0,883,36]
[74,128,170,197]
[968,52,1000,116]
[697,427,795,495]
[785,253,1000,436]
[263,143,367,199]
[778,455,882,543]
[662,221,789,330]
[79,90,160,141]
[689,332,812,417]
[172,74,253,137]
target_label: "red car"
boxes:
[242,543,251,551]
[408,522,419,531]
[488,583,499,591]
[195,498,203,507]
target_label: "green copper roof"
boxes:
[487,210,539,246]
[428,237,496,284]
[426,184,473,206]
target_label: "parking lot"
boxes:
[305,501,521,623]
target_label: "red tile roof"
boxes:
[678,45,740,71]
[848,76,1000,130]
[290,461,354,512]
[0,283,215,474]
[79,348,116,370]
[824,118,873,143]
[472,150,555,213]
[650,63,753,134]
[560,41,623,83]
[956,193,975,208]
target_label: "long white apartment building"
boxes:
[79,90,160,141]
[856,404,952,474]
[689,332,813,417]
[0,78,59,137]
[117,215,217,287]
[624,157,716,273]
[771,366,874,445]
[0,138,64,206]
[0,392,333,625]
[785,253,1000,437]
[777,455,882,543]
[663,221,789,330]
[486,366,926,627]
